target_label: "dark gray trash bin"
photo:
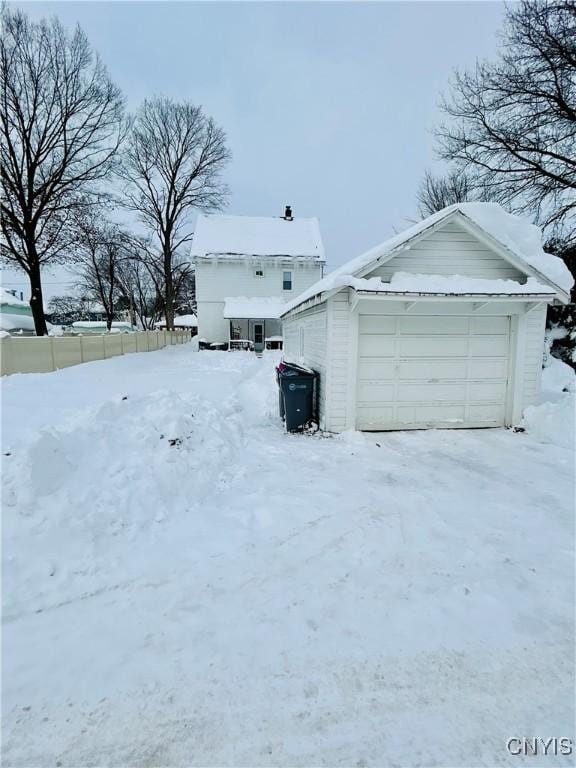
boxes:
[278,364,316,432]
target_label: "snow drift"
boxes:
[521,355,575,449]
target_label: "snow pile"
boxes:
[223,296,286,319]
[522,355,575,449]
[2,389,248,615]
[522,396,574,449]
[191,213,325,260]
[542,356,575,397]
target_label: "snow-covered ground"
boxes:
[2,343,574,767]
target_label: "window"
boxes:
[283,270,293,291]
[255,269,264,278]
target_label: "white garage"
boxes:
[280,203,572,433]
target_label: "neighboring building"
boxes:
[71,321,136,334]
[191,207,325,351]
[281,203,572,433]
[154,314,198,333]
[0,289,36,335]
[46,297,107,327]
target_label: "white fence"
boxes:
[0,330,191,376]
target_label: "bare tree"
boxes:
[115,238,161,329]
[120,98,230,330]
[417,169,476,217]
[46,294,86,326]
[0,7,125,335]
[175,268,196,315]
[75,214,124,331]
[436,0,576,241]
[114,234,195,328]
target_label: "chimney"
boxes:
[284,205,293,221]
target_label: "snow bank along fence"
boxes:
[0,330,190,376]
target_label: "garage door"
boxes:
[356,314,511,430]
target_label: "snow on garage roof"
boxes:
[337,273,556,296]
[223,296,286,319]
[191,214,325,260]
[281,203,573,315]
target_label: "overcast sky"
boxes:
[4,1,506,301]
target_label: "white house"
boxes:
[281,203,573,433]
[191,208,325,351]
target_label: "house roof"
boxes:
[190,214,325,260]
[281,203,573,316]
[223,296,286,319]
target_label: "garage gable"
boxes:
[364,217,529,283]
[281,203,572,323]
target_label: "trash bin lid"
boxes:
[279,361,315,377]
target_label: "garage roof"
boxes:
[281,204,573,315]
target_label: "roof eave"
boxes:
[280,284,557,319]
[279,290,333,319]
[353,290,556,300]
[192,253,325,261]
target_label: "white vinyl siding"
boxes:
[356,313,511,430]
[195,260,321,302]
[367,221,526,282]
[324,292,355,432]
[282,303,328,428]
[195,301,230,343]
[283,291,357,433]
[520,304,547,411]
[195,259,322,341]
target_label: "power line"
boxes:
[1,280,75,285]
